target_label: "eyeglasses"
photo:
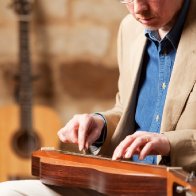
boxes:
[120,0,157,4]
[120,0,134,4]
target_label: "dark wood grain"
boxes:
[40,162,166,195]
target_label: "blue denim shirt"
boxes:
[133,0,190,164]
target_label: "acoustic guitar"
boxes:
[0,0,61,181]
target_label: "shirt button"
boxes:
[155,115,160,122]
[162,82,167,90]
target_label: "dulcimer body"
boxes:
[32,149,196,196]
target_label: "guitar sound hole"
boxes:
[12,130,41,158]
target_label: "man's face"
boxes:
[127,0,184,30]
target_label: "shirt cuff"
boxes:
[90,113,107,154]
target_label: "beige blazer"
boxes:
[101,0,196,171]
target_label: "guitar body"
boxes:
[0,104,61,181]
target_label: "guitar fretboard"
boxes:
[18,19,33,132]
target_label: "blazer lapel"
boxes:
[110,30,146,150]
[161,4,196,132]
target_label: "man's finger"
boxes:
[78,115,92,151]
[124,137,149,159]
[112,135,134,160]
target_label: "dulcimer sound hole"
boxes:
[11,130,41,158]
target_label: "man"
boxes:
[58,0,196,171]
[0,0,195,195]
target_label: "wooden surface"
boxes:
[32,150,196,195]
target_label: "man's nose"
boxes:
[133,0,148,15]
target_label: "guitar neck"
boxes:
[18,18,33,132]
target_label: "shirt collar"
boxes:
[145,0,190,49]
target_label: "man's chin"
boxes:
[145,26,159,31]
[140,22,159,30]
[137,18,160,30]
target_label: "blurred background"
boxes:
[0,0,128,181]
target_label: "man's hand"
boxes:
[112,131,170,160]
[57,114,105,151]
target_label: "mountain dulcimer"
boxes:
[32,148,196,196]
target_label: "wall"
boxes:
[0,0,128,125]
